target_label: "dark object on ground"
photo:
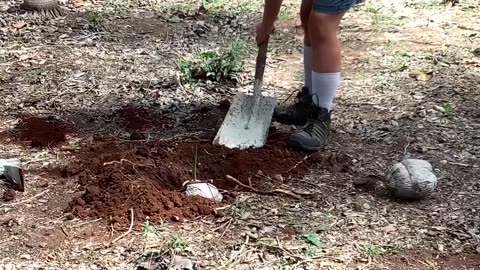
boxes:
[0,159,25,192]
[2,189,16,201]
[20,0,64,17]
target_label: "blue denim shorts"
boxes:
[313,0,364,13]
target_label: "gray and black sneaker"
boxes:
[288,106,331,152]
[272,86,317,126]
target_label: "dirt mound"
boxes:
[116,105,169,132]
[13,116,70,147]
[62,133,347,225]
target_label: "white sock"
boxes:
[311,72,341,111]
[303,47,312,93]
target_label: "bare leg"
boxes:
[307,12,345,110]
[308,12,345,73]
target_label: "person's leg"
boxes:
[308,11,344,111]
[288,0,364,152]
[272,0,317,126]
[300,0,313,92]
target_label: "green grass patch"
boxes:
[84,8,104,32]
[364,243,399,256]
[177,38,252,83]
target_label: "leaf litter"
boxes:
[0,0,479,269]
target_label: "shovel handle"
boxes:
[253,38,269,96]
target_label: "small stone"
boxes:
[5,263,15,270]
[437,243,444,252]
[20,254,31,260]
[383,225,397,233]
[363,203,371,210]
[434,105,446,113]
[89,264,98,270]
[272,174,284,182]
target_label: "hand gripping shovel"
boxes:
[213,38,277,149]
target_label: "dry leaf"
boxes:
[13,21,27,29]
[409,70,433,81]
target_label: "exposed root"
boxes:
[225,175,302,200]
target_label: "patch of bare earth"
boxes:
[1,0,479,269]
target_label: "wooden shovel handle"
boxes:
[253,38,269,96]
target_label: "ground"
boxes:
[0,0,479,269]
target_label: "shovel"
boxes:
[213,38,277,149]
[0,158,25,192]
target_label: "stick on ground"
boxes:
[111,208,134,244]
[225,175,302,200]
[0,189,49,207]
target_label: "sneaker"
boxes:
[272,86,317,126]
[288,106,331,152]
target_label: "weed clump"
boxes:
[177,39,251,83]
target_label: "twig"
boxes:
[60,226,69,237]
[69,218,102,228]
[225,175,302,200]
[111,209,134,244]
[0,189,49,207]
[103,159,136,167]
[217,234,250,270]
[286,154,311,173]
[403,142,411,155]
[219,219,232,239]
[225,175,258,192]
[291,255,346,269]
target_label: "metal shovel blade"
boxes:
[213,93,277,149]
[213,39,276,149]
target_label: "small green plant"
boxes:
[142,217,155,237]
[167,233,188,251]
[365,243,386,255]
[371,11,401,32]
[364,3,381,13]
[442,101,452,113]
[364,243,398,255]
[227,205,243,224]
[278,256,297,270]
[84,8,104,32]
[302,232,322,248]
[178,39,251,83]
[392,51,412,71]
[202,0,259,13]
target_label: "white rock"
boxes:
[385,159,437,200]
[5,263,15,270]
[185,183,222,202]
[90,264,98,270]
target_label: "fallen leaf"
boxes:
[302,233,322,247]
[409,70,433,81]
[167,15,182,23]
[13,21,27,29]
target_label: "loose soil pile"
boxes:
[61,133,347,225]
[1,115,71,147]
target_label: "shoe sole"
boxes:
[287,138,321,152]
